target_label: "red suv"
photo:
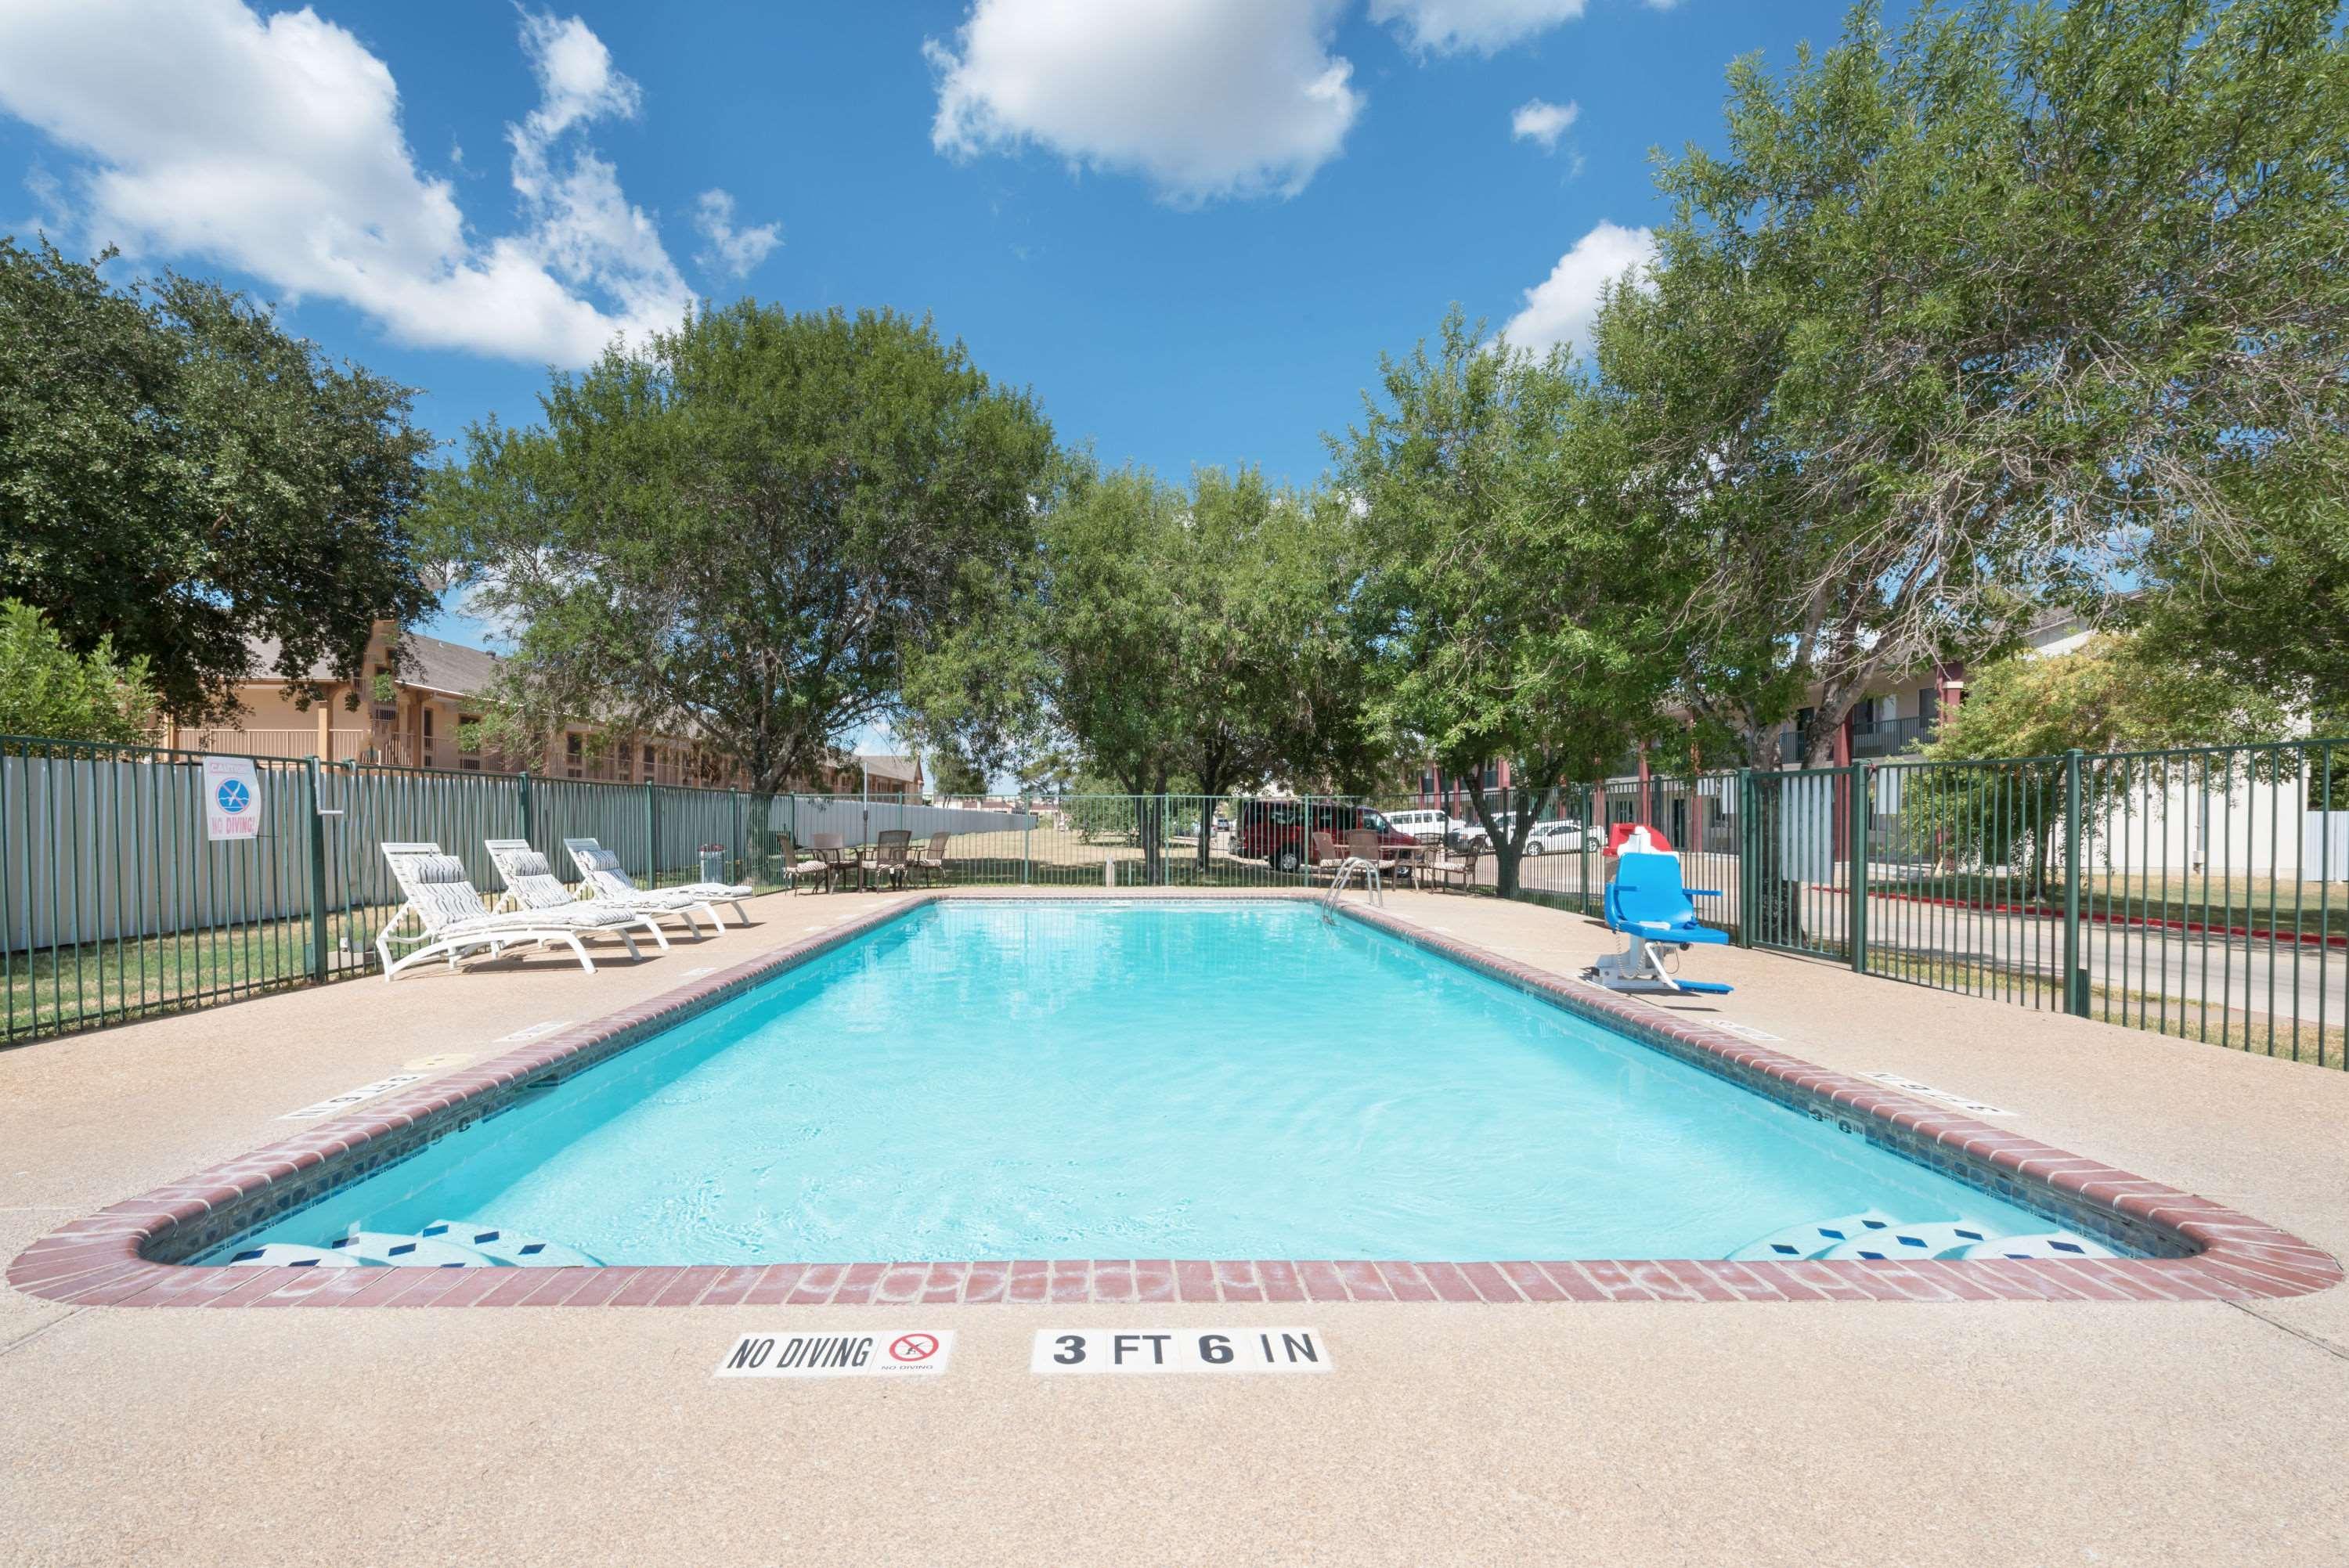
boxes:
[1236,799,1420,875]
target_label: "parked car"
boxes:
[1456,812,1519,850]
[1386,809,1461,845]
[1236,799,1422,874]
[1521,819,1589,856]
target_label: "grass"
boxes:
[1874,868,2349,942]
[1866,946,2346,1071]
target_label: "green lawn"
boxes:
[1875,869,2349,941]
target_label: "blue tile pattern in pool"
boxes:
[218,900,2055,1263]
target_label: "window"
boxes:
[1482,762,1499,790]
[565,733,583,779]
[618,741,633,771]
[643,744,659,782]
[1917,687,1939,726]
[422,710,435,737]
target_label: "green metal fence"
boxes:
[6,730,2344,1066]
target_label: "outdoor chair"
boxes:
[487,838,709,940]
[1306,830,1348,881]
[1586,850,1733,996]
[810,832,856,892]
[911,830,952,886]
[1425,842,1481,892]
[861,828,913,891]
[775,831,831,895]
[563,838,751,927]
[374,842,655,981]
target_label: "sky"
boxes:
[0,0,1882,723]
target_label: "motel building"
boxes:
[162,618,924,802]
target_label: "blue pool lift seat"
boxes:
[1586,850,1733,996]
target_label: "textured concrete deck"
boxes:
[5,887,2347,1565]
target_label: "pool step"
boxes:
[1730,1211,1898,1261]
[1819,1221,2002,1260]
[1955,1233,2115,1261]
[223,1243,369,1268]
[1732,1213,2116,1263]
[421,1220,602,1267]
[328,1231,504,1267]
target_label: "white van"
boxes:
[1387,809,1459,843]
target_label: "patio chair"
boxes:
[1306,830,1348,881]
[911,830,952,886]
[1424,842,1482,892]
[809,832,856,892]
[1344,828,1401,881]
[1586,850,1732,996]
[374,842,654,982]
[861,828,914,892]
[563,838,752,927]
[486,838,707,940]
[774,831,831,895]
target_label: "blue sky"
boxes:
[2,0,1877,679]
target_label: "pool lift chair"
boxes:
[1586,850,1733,997]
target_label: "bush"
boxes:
[0,600,160,744]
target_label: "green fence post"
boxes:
[518,771,535,845]
[1735,767,1755,947]
[1848,760,1869,974]
[303,757,330,983]
[731,788,742,884]
[644,781,659,888]
[2063,747,2088,1015]
[1579,786,1596,915]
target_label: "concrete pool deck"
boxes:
[4,887,2347,1564]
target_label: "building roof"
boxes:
[399,635,500,698]
[240,631,500,698]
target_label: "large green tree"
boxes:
[1599,0,2349,768]
[909,463,1382,878]
[417,301,1057,845]
[1340,311,1682,898]
[0,238,435,724]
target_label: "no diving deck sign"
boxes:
[1031,1328,1330,1375]
[716,1330,954,1379]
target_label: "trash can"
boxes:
[698,844,725,884]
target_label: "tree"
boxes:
[0,238,435,723]
[0,599,159,744]
[417,301,1057,864]
[1599,0,2349,769]
[1912,632,2293,895]
[1340,310,1682,898]
[911,463,1382,879]
[2134,499,2349,733]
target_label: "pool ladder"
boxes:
[1320,856,1383,921]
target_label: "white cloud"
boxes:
[1371,0,1589,54]
[1499,220,1654,359]
[0,1,698,366]
[925,0,1362,204]
[693,189,781,278]
[1510,98,1579,151]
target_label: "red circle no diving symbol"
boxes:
[889,1333,940,1363]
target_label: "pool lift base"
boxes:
[1585,935,1732,997]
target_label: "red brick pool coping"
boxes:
[10,892,2340,1309]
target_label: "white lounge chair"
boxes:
[374,842,655,981]
[485,838,702,942]
[564,837,752,928]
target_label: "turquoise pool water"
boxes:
[226,901,2052,1263]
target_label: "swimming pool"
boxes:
[216,899,2077,1266]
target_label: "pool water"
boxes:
[226,901,2053,1263]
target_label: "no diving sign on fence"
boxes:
[201,756,262,842]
